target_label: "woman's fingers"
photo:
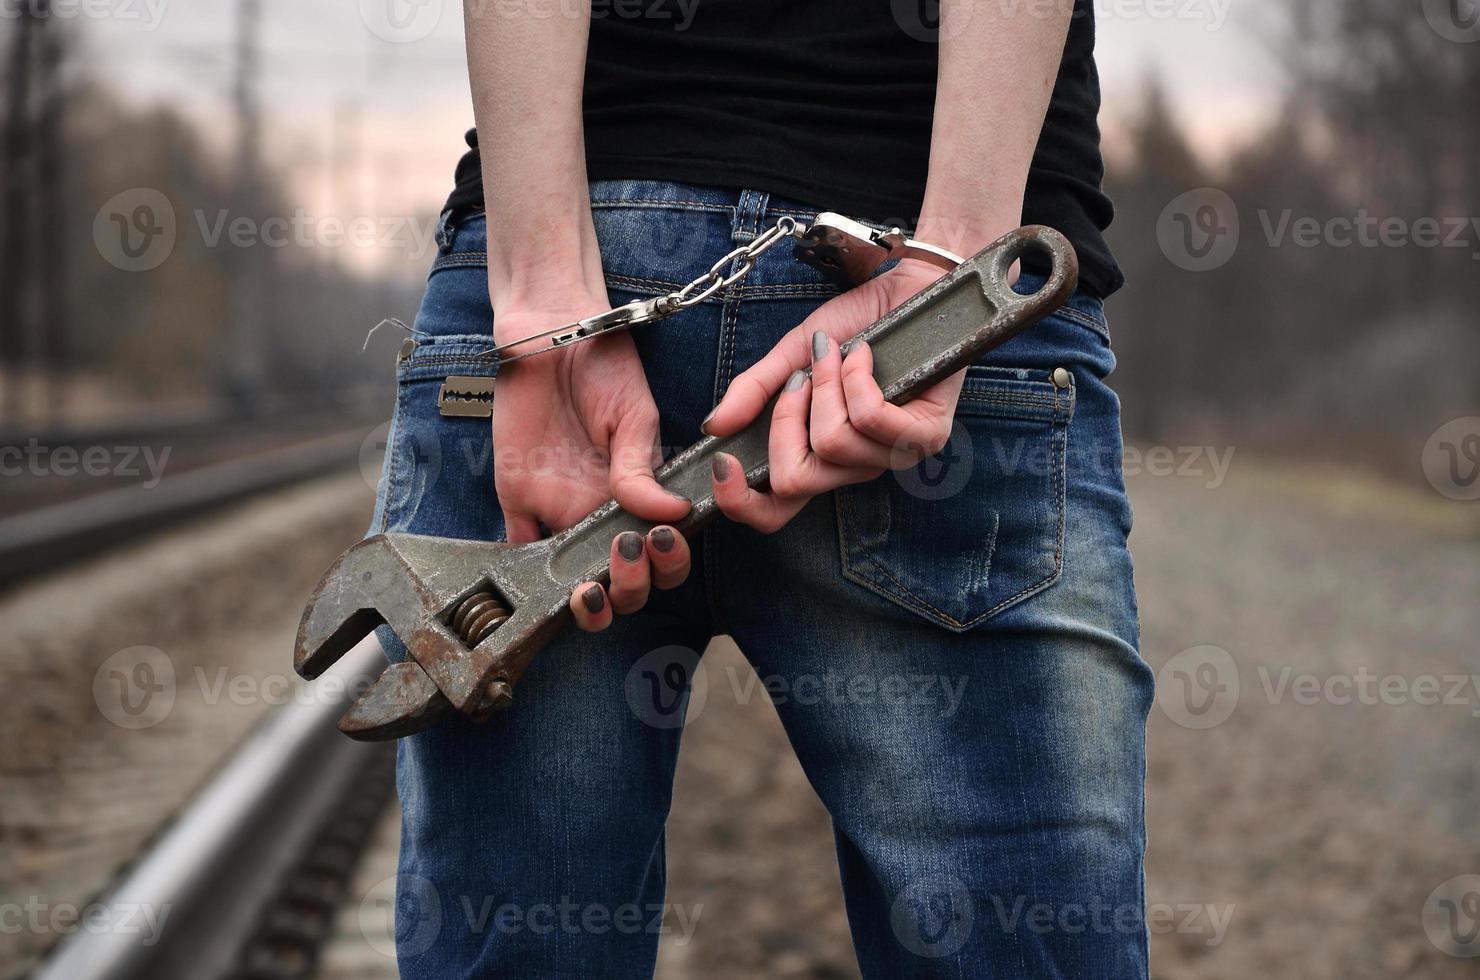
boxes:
[702,268,924,440]
[568,525,690,633]
[608,406,692,523]
[710,451,808,533]
[839,342,954,463]
[502,509,543,544]
[607,530,651,614]
[767,371,881,503]
[712,368,881,535]
[807,332,897,469]
[702,296,865,437]
[701,329,807,437]
[570,583,613,631]
[645,525,691,590]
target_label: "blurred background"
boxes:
[1,1,1476,978]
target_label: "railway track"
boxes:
[6,415,400,980]
[0,416,379,588]
[29,640,394,980]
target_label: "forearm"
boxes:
[463,0,605,325]
[917,1,1072,257]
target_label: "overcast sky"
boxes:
[83,0,1284,220]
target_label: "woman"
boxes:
[375,1,1152,975]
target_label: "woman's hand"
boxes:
[568,257,967,632]
[491,305,691,542]
[698,258,963,533]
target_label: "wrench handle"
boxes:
[545,225,1077,583]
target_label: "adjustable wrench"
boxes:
[294,226,1078,741]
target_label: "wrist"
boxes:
[488,257,609,332]
[491,286,610,338]
[489,286,616,353]
[487,234,611,345]
[913,210,1020,260]
[484,183,609,325]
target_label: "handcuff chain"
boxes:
[657,215,802,314]
[475,212,964,365]
[480,215,805,363]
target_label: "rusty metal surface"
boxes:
[293,226,1079,741]
[792,212,961,288]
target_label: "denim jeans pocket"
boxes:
[834,365,1074,631]
[378,339,502,542]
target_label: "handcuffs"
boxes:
[435,213,963,417]
[484,213,962,363]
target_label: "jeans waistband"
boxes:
[585,179,1106,332]
[589,179,840,243]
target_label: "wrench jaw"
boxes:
[294,533,514,678]
[293,533,500,713]
[338,661,450,740]
[333,597,570,741]
[294,536,471,679]
[294,536,395,681]
[294,531,572,741]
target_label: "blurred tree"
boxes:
[0,4,70,426]
[1283,0,1479,305]
[37,0,70,413]
[1104,75,1219,443]
[1,12,38,422]
[2,71,424,424]
[1104,5,1478,473]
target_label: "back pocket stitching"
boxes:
[838,498,1001,630]
[835,381,1073,631]
[968,403,1069,622]
[379,379,410,533]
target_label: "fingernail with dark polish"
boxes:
[811,330,828,361]
[582,585,605,614]
[785,369,807,392]
[617,531,644,562]
[651,527,675,552]
[712,454,732,482]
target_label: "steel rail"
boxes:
[30,637,393,980]
[0,427,372,588]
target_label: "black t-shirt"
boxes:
[447,0,1121,298]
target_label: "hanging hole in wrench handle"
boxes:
[986,224,1079,314]
[544,225,1078,586]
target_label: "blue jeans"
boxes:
[371,180,1153,978]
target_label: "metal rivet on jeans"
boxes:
[1051,367,1072,389]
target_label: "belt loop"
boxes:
[732,189,770,245]
[435,209,456,251]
